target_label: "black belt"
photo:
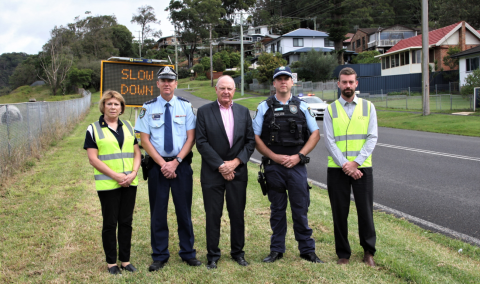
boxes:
[162,156,176,162]
[262,157,281,166]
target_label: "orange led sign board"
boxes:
[100,60,173,107]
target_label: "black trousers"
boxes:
[202,180,247,262]
[97,187,137,264]
[327,168,376,259]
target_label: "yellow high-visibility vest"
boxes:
[327,98,372,168]
[91,119,138,190]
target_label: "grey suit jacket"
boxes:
[195,101,255,184]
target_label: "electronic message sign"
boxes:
[100,60,173,107]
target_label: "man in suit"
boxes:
[196,75,256,269]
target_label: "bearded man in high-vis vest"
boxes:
[323,67,378,267]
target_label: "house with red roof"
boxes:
[376,21,480,76]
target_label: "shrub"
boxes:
[222,70,236,76]
[192,64,204,75]
[460,69,480,96]
[177,68,191,79]
[196,75,208,80]
[213,57,226,72]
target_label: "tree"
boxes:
[9,56,40,90]
[38,28,74,96]
[67,67,93,89]
[229,52,241,68]
[256,52,287,83]
[131,5,162,55]
[111,25,135,57]
[460,68,480,96]
[324,0,349,65]
[437,0,480,28]
[213,57,226,72]
[291,49,338,82]
[352,51,381,64]
[0,52,29,88]
[167,0,225,67]
[443,46,461,70]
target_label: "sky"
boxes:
[0,0,174,55]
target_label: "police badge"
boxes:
[289,105,298,114]
[139,107,146,119]
[308,107,315,117]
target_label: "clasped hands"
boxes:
[114,172,137,187]
[219,158,241,181]
[342,161,363,180]
[161,160,178,179]
[273,154,301,169]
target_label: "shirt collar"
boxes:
[338,95,358,106]
[158,95,176,107]
[217,99,233,109]
[99,115,122,128]
[274,93,292,105]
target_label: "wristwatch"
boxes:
[175,156,183,163]
[298,153,309,164]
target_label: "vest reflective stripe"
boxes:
[327,98,372,168]
[92,119,138,190]
[98,153,134,161]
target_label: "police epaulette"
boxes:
[178,97,190,103]
[145,98,157,105]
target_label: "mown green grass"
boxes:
[377,111,480,137]
[1,93,480,283]
[0,85,83,104]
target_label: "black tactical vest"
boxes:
[260,95,310,155]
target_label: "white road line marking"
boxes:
[377,143,480,162]
[249,157,480,247]
[319,134,480,162]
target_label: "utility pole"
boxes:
[240,12,244,96]
[312,17,317,31]
[137,31,141,57]
[174,26,178,72]
[421,0,430,115]
[210,24,213,87]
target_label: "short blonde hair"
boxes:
[99,90,126,115]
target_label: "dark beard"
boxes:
[342,88,354,98]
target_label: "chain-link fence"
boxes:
[0,90,92,178]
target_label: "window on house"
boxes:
[293,38,304,47]
[352,42,355,50]
[391,55,395,68]
[429,49,434,63]
[386,56,390,69]
[356,39,361,49]
[466,57,479,72]
[324,38,334,47]
[412,50,421,64]
[255,28,260,34]
[405,51,409,64]
[382,57,386,69]
[362,37,365,49]
[395,53,400,67]
[400,53,404,66]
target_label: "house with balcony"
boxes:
[375,21,480,76]
[349,25,419,54]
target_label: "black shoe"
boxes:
[300,252,324,263]
[121,263,137,272]
[206,260,217,269]
[108,265,121,275]
[149,260,167,271]
[183,257,202,266]
[232,256,249,266]
[263,251,283,263]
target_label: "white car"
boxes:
[299,96,328,120]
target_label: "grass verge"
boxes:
[0,85,84,104]
[1,99,480,283]
[376,111,480,137]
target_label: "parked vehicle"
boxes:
[299,95,328,120]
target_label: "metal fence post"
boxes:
[6,105,12,157]
[408,87,410,96]
[436,84,438,95]
[26,103,31,154]
[386,93,388,108]
[406,95,408,109]
[450,95,452,110]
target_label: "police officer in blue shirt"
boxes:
[253,66,324,264]
[135,66,201,271]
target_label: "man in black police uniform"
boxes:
[134,66,201,271]
[252,66,323,263]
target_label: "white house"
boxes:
[450,45,480,86]
[375,21,480,76]
[263,29,334,63]
[247,25,271,36]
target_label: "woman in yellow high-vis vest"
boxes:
[84,90,141,275]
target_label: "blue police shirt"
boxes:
[253,94,319,136]
[134,95,196,157]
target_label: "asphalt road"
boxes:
[176,89,480,240]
